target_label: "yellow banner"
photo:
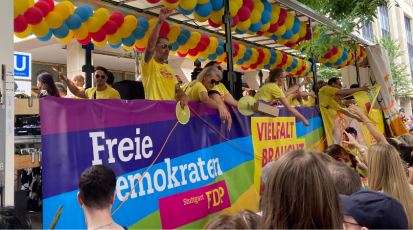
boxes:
[353,84,381,123]
[251,117,306,195]
[360,109,385,146]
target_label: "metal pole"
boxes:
[222,0,236,95]
[82,42,95,89]
[309,18,319,105]
[354,41,360,87]
[259,70,263,87]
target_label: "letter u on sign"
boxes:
[14,52,31,80]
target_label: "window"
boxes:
[404,16,413,77]
[380,5,390,38]
[362,22,374,41]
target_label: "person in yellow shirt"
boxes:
[285,84,317,106]
[342,127,368,177]
[319,78,369,121]
[141,7,188,109]
[183,66,232,131]
[59,66,121,99]
[254,68,309,126]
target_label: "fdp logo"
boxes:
[14,52,31,80]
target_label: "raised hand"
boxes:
[159,7,173,21]
[360,83,370,92]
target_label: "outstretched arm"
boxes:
[175,83,188,109]
[58,72,86,98]
[200,92,232,131]
[349,104,388,144]
[284,79,308,97]
[279,97,309,126]
[338,109,363,122]
[335,83,370,95]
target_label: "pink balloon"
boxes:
[24,7,43,25]
[103,20,118,35]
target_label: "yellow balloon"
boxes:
[298,22,307,38]
[216,54,225,62]
[188,54,198,60]
[45,12,63,29]
[274,25,286,36]
[178,44,190,54]
[232,0,242,9]
[73,24,89,40]
[162,0,179,8]
[234,64,242,68]
[15,0,29,14]
[61,1,74,14]
[199,50,209,59]
[85,17,102,33]
[237,19,251,31]
[239,44,246,53]
[250,9,261,24]
[329,54,339,63]
[207,44,217,54]
[32,19,49,37]
[198,0,209,3]
[242,60,251,68]
[58,30,74,43]
[284,13,295,30]
[251,48,258,57]
[210,8,224,24]
[28,0,34,7]
[263,32,272,37]
[250,54,258,64]
[118,24,133,38]
[229,0,239,17]
[14,25,31,39]
[191,32,201,43]
[93,36,108,47]
[289,34,299,43]
[276,38,289,45]
[14,4,20,19]
[167,33,178,43]
[180,0,197,10]
[260,22,270,32]
[270,11,280,25]
[123,44,134,50]
[246,30,256,35]
[54,3,71,20]
[186,37,197,49]
[262,48,270,57]
[135,36,149,48]
[148,18,157,28]
[254,1,264,13]
[194,12,209,22]
[93,10,108,26]
[170,50,177,55]
[170,24,181,35]
[318,57,328,64]
[272,3,280,14]
[108,31,122,45]
[124,15,137,29]
[209,37,218,47]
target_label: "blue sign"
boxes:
[14,52,31,80]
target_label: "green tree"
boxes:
[316,64,341,82]
[375,35,413,99]
[118,48,144,80]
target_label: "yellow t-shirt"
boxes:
[254,83,285,103]
[183,80,207,101]
[141,57,178,100]
[319,85,341,111]
[210,83,229,101]
[345,145,368,177]
[287,94,301,106]
[85,87,121,99]
[74,86,84,99]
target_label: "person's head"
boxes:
[196,66,223,90]
[350,84,359,89]
[178,80,183,86]
[386,137,401,152]
[37,72,60,97]
[94,66,108,87]
[324,144,353,166]
[233,210,260,229]
[317,80,325,89]
[72,74,85,88]
[327,162,362,195]
[106,71,114,87]
[261,161,275,189]
[401,133,413,146]
[55,82,67,97]
[203,214,247,229]
[154,36,170,63]
[205,61,224,74]
[260,150,342,229]
[344,127,358,142]
[314,152,336,164]
[340,190,408,229]
[398,143,413,163]
[191,67,203,81]
[267,68,286,86]
[78,165,116,211]
[328,77,342,89]
[0,206,31,229]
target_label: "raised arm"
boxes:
[338,109,363,122]
[349,104,388,144]
[284,79,307,97]
[279,97,309,126]
[144,7,173,63]
[335,83,370,95]
[175,83,188,109]
[200,91,232,131]
[58,72,87,98]
[293,91,317,100]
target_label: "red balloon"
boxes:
[279,8,287,19]
[257,56,263,65]
[158,30,168,37]
[331,45,338,55]
[241,66,248,70]
[256,31,264,35]
[233,49,238,57]
[277,13,286,26]
[232,15,239,27]
[250,63,257,69]
[323,51,333,59]
[257,49,264,58]
[160,21,170,35]
[103,20,118,35]
[232,41,239,51]
[77,32,92,45]
[188,48,199,56]
[177,51,188,58]
[281,56,287,65]
[301,66,306,71]
[197,41,207,52]
[112,12,124,18]
[337,66,342,69]
[224,57,227,63]
[200,35,210,47]
[164,0,180,3]
[267,23,279,33]
[285,42,295,47]
[24,7,43,25]
[359,48,364,57]
[34,1,50,17]
[91,28,106,42]
[208,19,222,28]
[39,0,54,11]
[110,14,124,28]
[346,61,351,66]
[296,70,302,75]
[282,53,287,59]
[14,15,28,33]
[243,0,255,12]
[146,0,161,3]
[237,6,251,22]
[135,46,146,52]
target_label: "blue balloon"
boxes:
[132,26,145,40]
[38,29,53,41]
[341,52,348,61]
[109,42,122,49]
[211,0,224,11]
[286,67,292,72]
[261,11,271,24]
[82,5,94,17]
[236,57,244,65]
[137,17,149,32]
[195,2,213,17]
[291,62,297,69]
[270,49,276,56]
[343,47,348,53]
[177,34,188,46]
[53,23,69,39]
[292,21,300,34]
[122,34,136,47]
[235,28,247,34]
[245,47,252,55]
[243,52,251,61]
[180,28,191,40]
[218,39,225,47]
[282,29,293,39]
[249,21,262,33]
[216,46,224,56]
[261,0,272,12]
[178,5,195,15]
[208,53,218,61]
[270,34,281,40]
[65,14,82,30]
[264,63,271,69]
[198,56,207,62]
[171,41,179,51]
[74,6,90,23]
[324,62,333,67]
[270,57,276,64]
[334,58,343,66]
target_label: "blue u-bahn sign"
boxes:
[14,52,31,80]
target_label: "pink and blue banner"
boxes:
[40,98,323,229]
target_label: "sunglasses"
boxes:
[217,66,223,71]
[95,74,106,79]
[160,44,173,50]
[211,79,220,85]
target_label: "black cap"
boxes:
[345,127,357,136]
[340,190,408,229]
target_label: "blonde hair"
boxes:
[72,74,85,82]
[196,66,222,82]
[368,143,413,229]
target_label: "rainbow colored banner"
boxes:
[40,98,324,229]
